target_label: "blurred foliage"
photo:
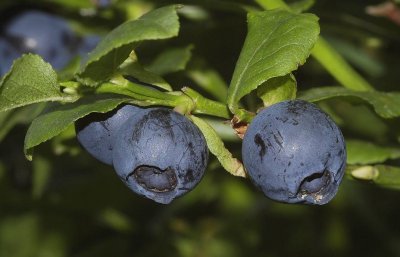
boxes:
[2,0,400,257]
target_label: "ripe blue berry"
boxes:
[77,35,101,58]
[3,10,77,69]
[0,38,20,77]
[242,100,346,205]
[75,105,144,165]
[112,108,209,204]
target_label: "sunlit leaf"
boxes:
[257,73,296,107]
[187,68,228,102]
[146,45,193,76]
[120,52,172,91]
[77,5,181,86]
[254,0,374,92]
[227,9,319,115]
[299,86,400,118]
[311,38,374,91]
[0,54,67,112]
[346,139,400,165]
[289,0,316,13]
[348,165,400,190]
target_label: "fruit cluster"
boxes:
[76,100,346,205]
[0,7,347,205]
[75,106,209,204]
[0,10,99,76]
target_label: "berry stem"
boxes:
[182,87,231,119]
[95,80,231,119]
[96,82,177,107]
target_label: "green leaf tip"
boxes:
[348,165,400,189]
[0,54,64,113]
[346,139,400,165]
[77,5,181,86]
[119,51,173,92]
[146,44,194,76]
[299,87,400,119]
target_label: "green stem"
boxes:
[235,109,255,123]
[311,38,374,92]
[96,80,232,119]
[109,76,179,101]
[182,87,231,119]
[96,82,178,107]
[124,81,178,102]
[59,81,80,89]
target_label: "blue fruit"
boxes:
[0,38,20,77]
[78,35,101,55]
[112,108,209,204]
[77,35,101,63]
[4,10,77,69]
[95,0,112,8]
[75,105,143,165]
[242,100,346,205]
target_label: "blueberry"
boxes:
[4,10,77,69]
[242,100,346,205]
[0,38,20,77]
[78,35,101,55]
[94,0,112,8]
[77,35,101,63]
[75,105,144,165]
[112,108,209,204]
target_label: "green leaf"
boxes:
[349,166,378,181]
[187,68,228,102]
[119,52,172,91]
[0,104,46,142]
[368,165,400,188]
[201,118,239,142]
[77,5,181,86]
[227,9,319,115]
[255,0,291,11]
[311,38,374,91]
[326,37,384,78]
[298,86,400,118]
[348,165,400,190]
[326,102,388,142]
[289,0,316,13]
[257,73,296,107]
[254,0,374,92]
[0,54,66,112]
[24,95,130,160]
[190,116,246,177]
[146,45,193,76]
[346,140,400,165]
